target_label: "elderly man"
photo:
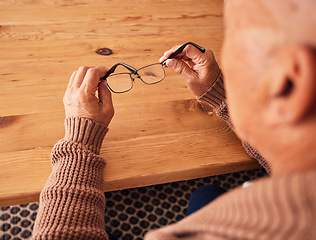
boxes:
[32,0,316,239]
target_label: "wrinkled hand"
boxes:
[63,66,114,127]
[160,44,220,97]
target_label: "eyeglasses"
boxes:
[100,42,205,93]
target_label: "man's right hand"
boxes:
[160,44,220,97]
[63,66,114,127]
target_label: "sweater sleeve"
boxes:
[197,70,271,174]
[31,117,109,240]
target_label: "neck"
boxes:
[267,127,316,176]
[272,155,316,175]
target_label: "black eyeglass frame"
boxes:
[100,42,205,93]
[101,62,166,93]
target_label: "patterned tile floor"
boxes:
[1,168,267,240]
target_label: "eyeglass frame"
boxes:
[101,62,165,93]
[100,42,205,93]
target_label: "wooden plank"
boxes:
[0,98,222,152]
[0,35,222,116]
[0,102,260,206]
[0,99,260,206]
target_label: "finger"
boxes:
[74,66,90,88]
[81,66,108,95]
[172,44,209,63]
[67,71,77,89]
[182,45,210,65]
[160,54,191,68]
[80,68,99,95]
[163,49,177,58]
[95,66,109,78]
[159,55,168,64]
[98,80,113,105]
[187,59,195,69]
[165,58,195,81]
[161,45,204,65]
[168,45,182,55]
[159,46,182,64]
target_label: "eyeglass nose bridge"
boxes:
[130,72,141,81]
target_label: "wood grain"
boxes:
[0,0,260,207]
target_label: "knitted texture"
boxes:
[31,117,109,240]
[145,167,316,239]
[63,117,108,155]
[197,71,272,174]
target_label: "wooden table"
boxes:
[0,0,260,207]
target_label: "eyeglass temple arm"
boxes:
[162,42,205,65]
[101,62,137,80]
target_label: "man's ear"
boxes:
[265,45,316,126]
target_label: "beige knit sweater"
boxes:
[32,72,316,239]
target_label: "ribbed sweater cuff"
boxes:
[64,117,109,155]
[197,70,225,109]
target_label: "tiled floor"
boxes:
[0,168,267,240]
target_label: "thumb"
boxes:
[166,59,194,79]
[98,81,113,105]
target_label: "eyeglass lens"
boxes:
[106,73,134,93]
[137,63,165,84]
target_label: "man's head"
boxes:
[222,0,316,174]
